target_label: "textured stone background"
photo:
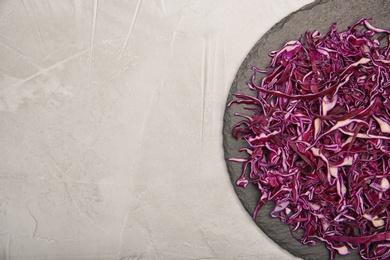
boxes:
[224,0,390,259]
[5,0,379,259]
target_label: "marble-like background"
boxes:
[0,1,313,259]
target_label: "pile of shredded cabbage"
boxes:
[229,18,390,259]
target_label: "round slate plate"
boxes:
[223,0,390,259]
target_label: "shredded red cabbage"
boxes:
[229,18,390,260]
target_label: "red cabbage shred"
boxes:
[229,18,390,260]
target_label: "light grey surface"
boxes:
[223,0,390,259]
[0,0,315,259]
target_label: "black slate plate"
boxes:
[223,0,390,259]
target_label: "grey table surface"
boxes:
[6,0,389,259]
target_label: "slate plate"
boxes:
[223,0,390,259]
